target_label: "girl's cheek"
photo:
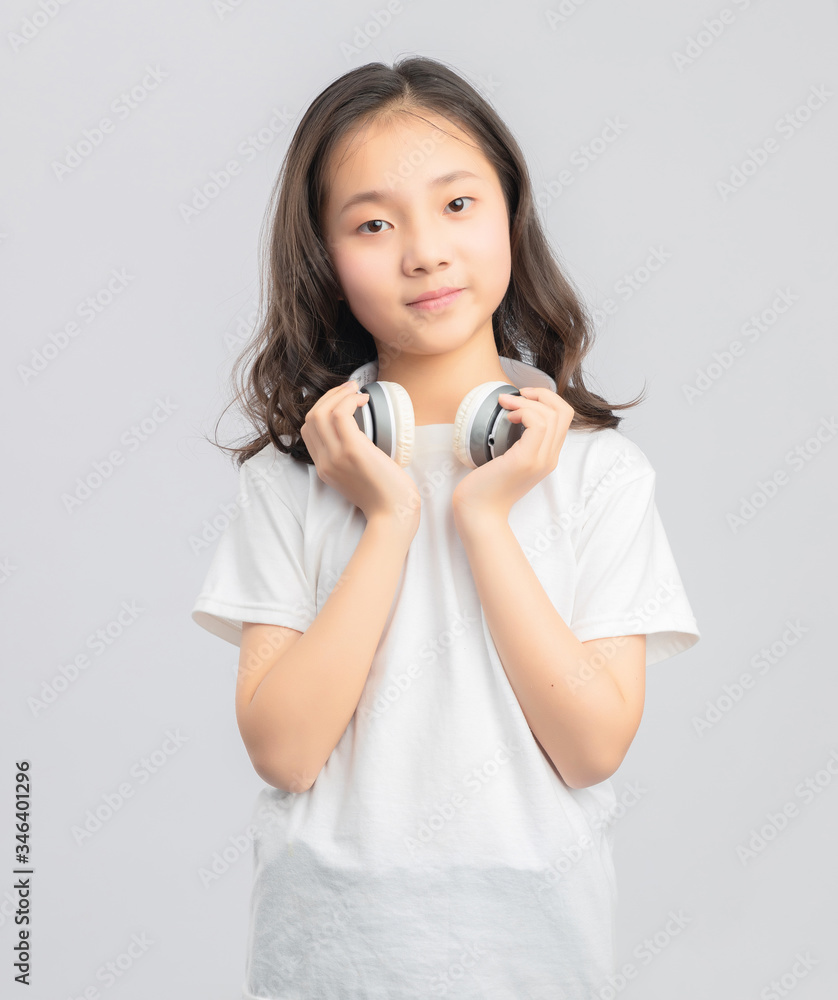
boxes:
[470,213,510,254]
[337,258,373,296]
[328,247,358,286]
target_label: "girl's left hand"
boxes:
[451,387,574,526]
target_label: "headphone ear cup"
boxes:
[358,380,415,468]
[453,384,487,468]
[453,381,520,468]
[381,380,414,468]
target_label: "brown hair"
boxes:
[209,55,645,468]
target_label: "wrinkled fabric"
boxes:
[192,407,700,999]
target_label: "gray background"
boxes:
[2,0,837,997]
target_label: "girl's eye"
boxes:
[356,196,474,234]
[444,196,473,215]
[357,219,392,235]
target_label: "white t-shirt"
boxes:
[191,386,700,999]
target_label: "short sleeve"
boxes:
[191,459,317,646]
[569,466,700,667]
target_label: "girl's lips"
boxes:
[406,288,464,311]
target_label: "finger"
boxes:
[327,386,369,454]
[311,380,363,421]
[519,386,574,426]
[508,385,558,459]
[499,391,556,464]
[304,382,360,453]
[511,386,572,445]
[516,386,561,407]
[501,401,543,455]
[316,380,363,408]
[498,392,541,419]
[497,387,548,410]
[498,393,529,428]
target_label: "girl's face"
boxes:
[321,112,512,364]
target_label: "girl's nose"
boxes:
[402,229,452,273]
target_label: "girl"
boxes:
[192,56,701,1000]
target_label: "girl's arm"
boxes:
[455,511,646,790]
[235,514,416,793]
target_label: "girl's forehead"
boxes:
[325,116,488,194]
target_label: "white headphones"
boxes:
[341,355,557,469]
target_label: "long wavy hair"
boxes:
[210,56,645,468]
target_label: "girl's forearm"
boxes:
[455,512,634,789]
[240,515,415,793]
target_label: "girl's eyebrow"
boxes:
[337,169,481,217]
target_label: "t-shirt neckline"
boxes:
[412,423,455,454]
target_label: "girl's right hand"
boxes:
[300,380,422,533]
